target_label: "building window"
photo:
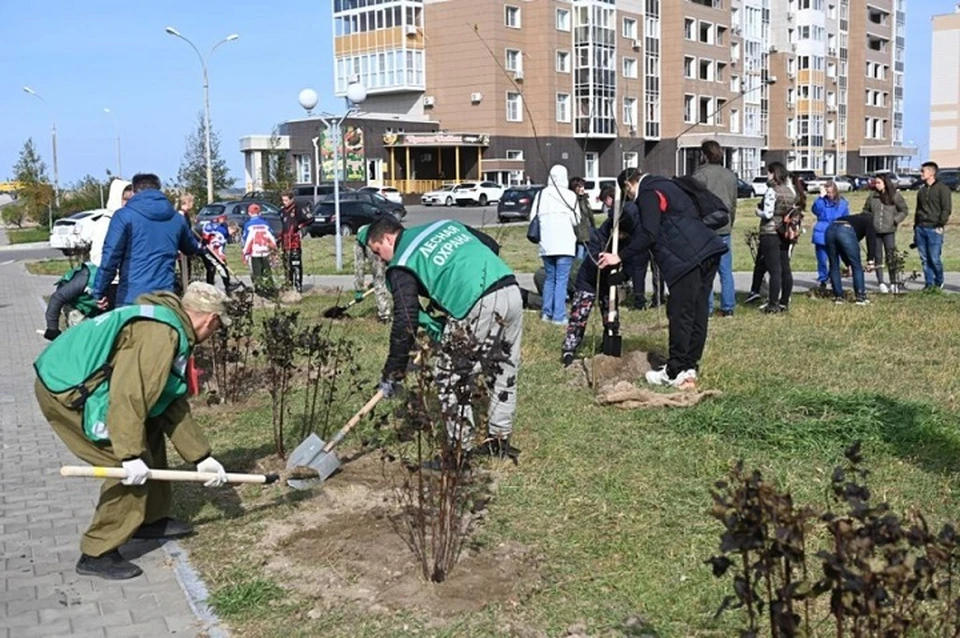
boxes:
[623,152,639,169]
[730,108,740,134]
[623,17,638,40]
[684,94,695,123]
[295,154,311,184]
[699,20,714,44]
[623,57,638,79]
[684,18,695,40]
[684,56,695,78]
[556,50,571,73]
[556,93,571,123]
[506,149,524,160]
[623,97,638,129]
[506,92,523,122]
[505,48,522,72]
[699,59,714,81]
[584,152,599,179]
[556,8,571,31]
[505,5,520,28]
[699,96,712,124]
[715,99,726,126]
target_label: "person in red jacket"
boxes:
[279,190,314,293]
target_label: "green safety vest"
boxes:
[57,262,100,317]
[388,220,513,320]
[34,304,192,443]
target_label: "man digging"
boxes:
[33,282,230,580]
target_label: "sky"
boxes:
[0,0,956,185]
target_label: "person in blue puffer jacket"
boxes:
[91,173,202,308]
[810,180,850,288]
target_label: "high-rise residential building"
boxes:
[929,4,960,168]
[244,0,913,192]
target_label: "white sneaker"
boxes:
[672,369,698,390]
[645,366,670,386]
[878,283,890,294]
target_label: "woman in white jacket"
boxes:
[532,164,579,324]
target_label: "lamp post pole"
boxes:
[103,108,122,177]
[165,27,239,204]
[22,86,59,225]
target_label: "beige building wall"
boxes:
[930,7,960,167]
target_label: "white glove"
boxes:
[121,458,150,486]
[196,456,228,487]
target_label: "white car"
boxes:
[583,177,618,212]
[454,181,505,206]
[823,176,853,193]
[751,177,769,197]
[359,185,403,204]
[421,184,457,206]
[49,209,108,255]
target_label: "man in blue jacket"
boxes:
[91,174,202,308]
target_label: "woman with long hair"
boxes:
[862,173,908,292]
[751,162,805,313]
[810,181,850,289]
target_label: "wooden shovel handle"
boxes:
[59,466,277,484]
[323,390,384,452]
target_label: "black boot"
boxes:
[133,517,194,540]
[469,437,521,464]
[76,550,143,580]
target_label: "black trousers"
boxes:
[666,256,720,378]
[755,234,793,307]
[286,248,303,292]
[874,232,897,284]
[630,251,666,307]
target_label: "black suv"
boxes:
[308,199,401,238]
[321,190,406,220]
[937,169,960,192]
[497,185,543,222]
[292,184,355,215]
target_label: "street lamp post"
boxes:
[22,86,59,224]
[103,108,122,177]
[164,27,239,204]
[305,83,367,272]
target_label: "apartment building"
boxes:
[929,5,960,168]
[276,0,913,193]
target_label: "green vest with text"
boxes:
[57,262,100,317]
[388,220,513,320]
[34,304,192,442]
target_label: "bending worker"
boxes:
[43,248,101,341]
[34,282,231,580]
[361,217,522,461]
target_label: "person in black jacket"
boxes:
[279,190,314,293]
[620,169,728,390]
[825,213,877,305]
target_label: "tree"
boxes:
[12,138,53,225]
[176,111,234,208]
[61,175,108,217]
[261,126,296,197]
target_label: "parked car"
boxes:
[194,200,283,241]
[736,179,755,199]
[454,181,505,206]
[873,171,915,190]
[359,185,403,204]
[583,177,619,211]
[841,175,871,191]
[937,169,960,191]
[792,170,827,193]
[497,185,544,222]
[822,176,853,192]
[421,184,458,206]
[751,176,769,197]
[321,190,406,220]
[49,209,107,255]
[241,190,281,207]
[290,184,355,215]
[308,199,401,237]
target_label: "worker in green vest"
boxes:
[34,282,231,580]
[43,257,101,340]
[361,217,523,464]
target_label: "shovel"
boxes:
[286,389,385,489]
[61,466,283,484]
[323,287,375,319]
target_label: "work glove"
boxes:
[354,290,366,302]
[379,378,402,399]
[121,458,150,486]
[43,328,61,342]
[196,456,228,487]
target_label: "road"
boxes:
[0,245,62,263]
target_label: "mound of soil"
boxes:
[259,454,540,621]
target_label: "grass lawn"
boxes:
[172,289,960,637]
[5,226,49,244]
[25,259,71,276]
[224,191,960,277]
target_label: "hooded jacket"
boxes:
[810,196,850,245]
[862,190,908,234]
[91,190,200,305]
[532,165,579,257]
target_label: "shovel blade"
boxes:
[286,434,341,489]
[602,332,622,357]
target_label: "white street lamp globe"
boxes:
[298,88,319,112]
[346,82,367,105]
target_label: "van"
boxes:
[583,177,618,212]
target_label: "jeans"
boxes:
[874,233,897,284]
[914,226,945,287]
[666,256,720,378]
[541,255,574,322]
[826,224,865,299]
[814,244,830,284]
[759,234,794,307]
[708,234,735,314]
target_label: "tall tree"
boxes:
[176,111,234,208]
[12,138,54,225]
[261,126,296,197]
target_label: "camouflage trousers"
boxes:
[354,242,391,320]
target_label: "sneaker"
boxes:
[761,304,782,314]
[758,301,769,311]
[561,352,575,367]
[878,283,890,294]
[645,366,671,386]
[540,315,552,323]
[468,437,520,464]
[834,297,845,305]
[716,309,734,318]
[939,283,946,290]
[744,292,763,305]
[673,369,698,391]
[133,517,194,540]
[855,297,871,306]
[76,550,143,580]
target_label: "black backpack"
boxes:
[671,175,731,231]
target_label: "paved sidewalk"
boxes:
[0,256,222,636]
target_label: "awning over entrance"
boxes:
[381,132,490,147]
[381,132,492,193]
[859,145,918,157]
[676,132,766,149]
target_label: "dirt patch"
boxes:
[258,454,540,621]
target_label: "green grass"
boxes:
[6,226,49,244]
[25,259,70,276]
[172,289,960,637]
